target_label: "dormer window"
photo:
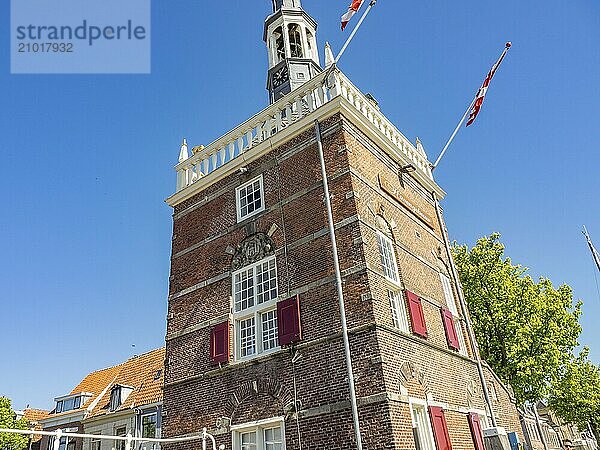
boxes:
[109,386,121,411]
[54,393,89,414]
[110,385,134,412]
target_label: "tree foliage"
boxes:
[548,349,600,435]
[452,233,582,405]
[0,396,29,450]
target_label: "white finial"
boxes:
[179,138,189,163]
[325,42,335,67]
[415,137,426,157]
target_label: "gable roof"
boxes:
[43,364,123,421]
[87,348,165,419]
[42,348,164,425]
[70,365,124,399]
[21,409,50,442]
[23,409,50,425]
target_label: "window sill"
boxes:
[384,278,402,289]
[233,346,284,364]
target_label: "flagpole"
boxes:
[431,42,512,171]
[431,97,476,170]
[583,226,600,273]
[335,1,377,64]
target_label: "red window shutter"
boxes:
[468,412,486,450]
[277,295,302,346]
[441,307,460,351]
[406,291,428,338]
[210,321,230,364]
[429,406,453,450]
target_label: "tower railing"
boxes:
[175,68,433,193]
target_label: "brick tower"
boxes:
[163,3,525,450]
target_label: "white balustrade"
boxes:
[175,68,433,193]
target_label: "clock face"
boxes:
[272,66,289,88]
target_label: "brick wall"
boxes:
[163,112,524,450]
[39,422,84,450]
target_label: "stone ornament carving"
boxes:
[466,378,482,407]
[215,417,231,434]
[231,233,275,271]
[398,361,430,394]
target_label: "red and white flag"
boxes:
[466,42,512,126]
[341,0,364,31]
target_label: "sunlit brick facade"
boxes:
[162,2,525,450]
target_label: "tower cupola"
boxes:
[264,0,321,103]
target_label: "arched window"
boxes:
[273,26,285,62]
[375,215,399,284]
[306,30,314,60]
[288,24,303,58]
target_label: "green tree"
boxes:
[548,349,600,439]
[0,397,29,450]
[452,233,582,405]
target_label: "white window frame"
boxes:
[55,396,81,414]
[232,256,280,361]
[376,231,400,285]
[409,399,436,450]
[231,417,285,450]
[456,319,468,356]
[236,175,265,222]
[90,436,101,450]
[440,273,459,317]
[469,409,489,429]
[388,289,410,333]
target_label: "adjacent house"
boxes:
[537,402,598,450]
[38,349,164,450]
[520,407,561,450]
[81,348,164,450]
[39,364,123,450]
[13,408,50,450]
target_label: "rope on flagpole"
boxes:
[431,42,512,171]
[335,1,377,65]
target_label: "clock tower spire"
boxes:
[264,0,321,103]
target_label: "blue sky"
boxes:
[1,0,599,410]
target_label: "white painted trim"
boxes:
[230,417,285,431]
[167,94,446,208]
[427,400,450,409]
[55,393,93,402]
[408,398,436,450]
[167,98,342,207]
[39,411,86,428]
[439,273,458,317]
[468,408,490,428]
[86,374,120,413]
[81,410,134,427]
[230,417,286,450]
